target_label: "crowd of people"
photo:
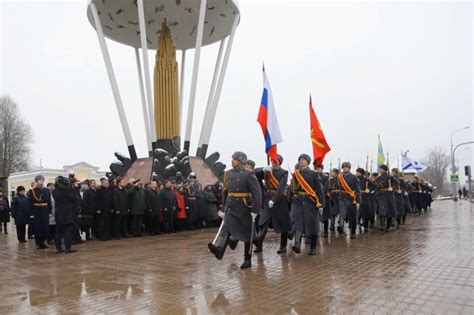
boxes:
[1,173,224,254]
[207,152,434,269]
[0,152,434,264]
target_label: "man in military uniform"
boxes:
[290,154,324,255]
[391,168,405,229]
[399,173,413,224]
[208,152,262,269]
[328,168,341,233]
[314,163,331,238]
[356,168,373,233]
[253,155,292,254]
[335,162,361,239]
[375,165,397,232]
[28,175,52,249]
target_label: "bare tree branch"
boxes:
[420,146,450,195]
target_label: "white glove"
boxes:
[263,165,272,172]
[365,189,370,193]
[251,212,258,222]
[388,187,393,192]
[217,210,225,219]
[268,200,274,208]
[30,215,34,219]
[404,192,408,196]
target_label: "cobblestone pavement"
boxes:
[0,200,473,314]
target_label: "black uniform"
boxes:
[112,186,130,238]
[96,186,113,240]
[375,173,397,231]
[28,186,52,248]
[357,175,374,232]
[82,187,98,240]
[11,194,30,242]
[53,187,77,252]
[144,188,161,235]
[336,172,361,237]
[160,187,177,233]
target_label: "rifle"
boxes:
[387,152,392,189]
[365,155,369,190]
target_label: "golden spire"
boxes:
[154,21,180,141]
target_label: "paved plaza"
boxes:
[0,200,473,314]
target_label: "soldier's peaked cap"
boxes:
[245,159,255,168]
[379,164,388,171]
[341,162,351,168]
[356,168,365,175]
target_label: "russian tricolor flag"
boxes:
[257,66,283,163]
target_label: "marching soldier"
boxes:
[253,155,292,254]
[328,168,341,233]
[314,163,331,238]
[390,168,404,229]
[27,175,52,249]
[356,168,374,233]
[290,154,324,255]
[210,152,262,269]
[375,165,397,232]
[336,162,361,239]
[399,173,413,224]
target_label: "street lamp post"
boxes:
[451,126,470,201]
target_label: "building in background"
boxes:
[7,162,106,193]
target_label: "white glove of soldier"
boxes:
[263,165,272,172]
[268,200,274,208]
[251,212,258,222]
[404,192,408,196]
[365,189,370,193]
[388,187,393,192]
[217,210,225,219]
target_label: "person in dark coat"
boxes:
[11,186,30,243]
[96,178,113,241]
[328,168,341,233]
[183,181,197,230]
[253,154,292,254]
[0,190,10,234]
[335,162,361,239]
[290,154,325,255]
[356,168,374,233]
[391,168,405,229]
[204,185,219,227]
[399,173,413,224]
[314,163,331,238]
[375,165,398,232]
[145,181,161,235]
[128,180,145,237]
[82,179,98,240]
[113,177,130,238]
[71,179,83,244]
[195,183,207,228]
[160,180,177,233]
[28,175,52,249]
[52,176,77,254]
[226,152,262,268]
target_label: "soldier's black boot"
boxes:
[330,216,336,232]
[385,218,392,232]
[402,215,406,224]
[208,236,228,260]
[277,233,288,254]
[308,235,317,256]
[241,242,251,269]
[287,230,294,240]
[396,216,401,229]
[350,224,356,239]
[379,216,386,231]
[253,228,267,253]
[228,237,238,250]
[292,232,303,254]
[323,221,329,238]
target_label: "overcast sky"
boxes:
[1,0,473,182]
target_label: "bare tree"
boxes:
[420,146,450,195]
[0,96,33,178]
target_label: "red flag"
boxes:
[309,96,330,164]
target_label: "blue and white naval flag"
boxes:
[402,154,428,173]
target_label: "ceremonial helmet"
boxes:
[232,151,247,163]
[298,154,311,164]
[55,176,71,190]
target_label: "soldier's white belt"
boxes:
[228,192,251,197]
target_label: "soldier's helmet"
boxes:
[298,154,311,164]
[232,151,247,163]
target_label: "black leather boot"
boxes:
[253,229,267,253]
[385,218,392,232]
[323,221,329,238]
[292,232,303,254]
[308,235,317,255]
[228,237,238,250]
[241,242,251,269]
[277,233,288,254]
[330,216,336,231]
[208,236,228,260]
[380,216,386,231]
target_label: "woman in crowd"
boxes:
[11,186,29,243]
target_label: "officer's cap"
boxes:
[341,162,351,169]
[232,151,247,163]
[298,154,311,164]
[356,168,365,175]
[245,159,255,168]
[379,164,388,171]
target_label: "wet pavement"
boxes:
[0,199,473,314]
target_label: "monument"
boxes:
[86,0,240,185]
